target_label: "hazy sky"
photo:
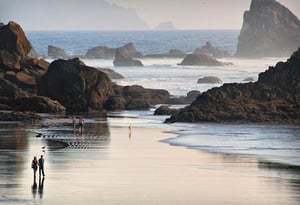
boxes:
[109,0,300,29]
[0,0,299,30]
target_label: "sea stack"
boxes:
[235,0,300,58]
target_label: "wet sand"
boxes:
[0,124,299,205]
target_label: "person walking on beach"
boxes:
[31,156,38,177]
[38,155,45,177]
[79,116,84,135]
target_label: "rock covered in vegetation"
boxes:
[166,48,300,123]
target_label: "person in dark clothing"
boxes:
[31,156,38,177]
[38,155,45,177]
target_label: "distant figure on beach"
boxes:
[79,116,84,135]
[31,156,38,177]
[38,155,45,177]
[128,124,132,139]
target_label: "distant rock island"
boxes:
[235,0,300,58]
[166,47,300,124]
[154,21,176,30]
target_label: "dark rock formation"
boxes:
[121,85,170,106]
[235,0,300,58]
[197,76,223,84]
[0,111,42,122]
[194,42,231,58]
[0,21,32,70]
[166,48,300,124]
[144,49,186,58]
[113,48,143,67]
[48,45,70,59]
[38,58,115,112]
[178,53,225,66]
[0,96,65,113]
[154,105,178,115]
[85,43,143,59]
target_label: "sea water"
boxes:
[24,30,300,167]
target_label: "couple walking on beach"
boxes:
[31,155,45,178]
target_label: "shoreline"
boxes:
[0,117,299,204]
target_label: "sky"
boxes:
[0,0,299,30]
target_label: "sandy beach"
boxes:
[1,119,299,205]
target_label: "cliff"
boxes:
[235,0,300,58]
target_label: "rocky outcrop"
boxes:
[85,46,116,59]
[85,43,142,59]
[0,21,32,70]
[0,96,65,113]
[144,49,186,58]
[235,0,300,58]
[48,45,70,59]
[166,48,300,124]
[197,76,223,84]
[38,58,115,112]
[0,111,42,122]
[154,105,178,115]
[113,48,143,67]
[194,42,231,58]
[178,53,225,66]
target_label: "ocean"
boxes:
[25,30,299,167]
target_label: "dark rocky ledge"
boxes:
[166,48,300,124]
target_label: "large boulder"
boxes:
[121,85,170,105]
[0,21,32,70]
[197,76,223,84]
[235,0,300,58]
[48,45,70,59]
[38,58,115,112]
[113,48,143,67]
[178,53,224,66]
[85,46,116,59]
[166,48,300,123]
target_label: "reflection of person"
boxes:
[31,175,37,198]
[72,116,76,132]
[79,116,84,135]
[38,176,45,199]
[38,155,45,177]
[31,156,38,177]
